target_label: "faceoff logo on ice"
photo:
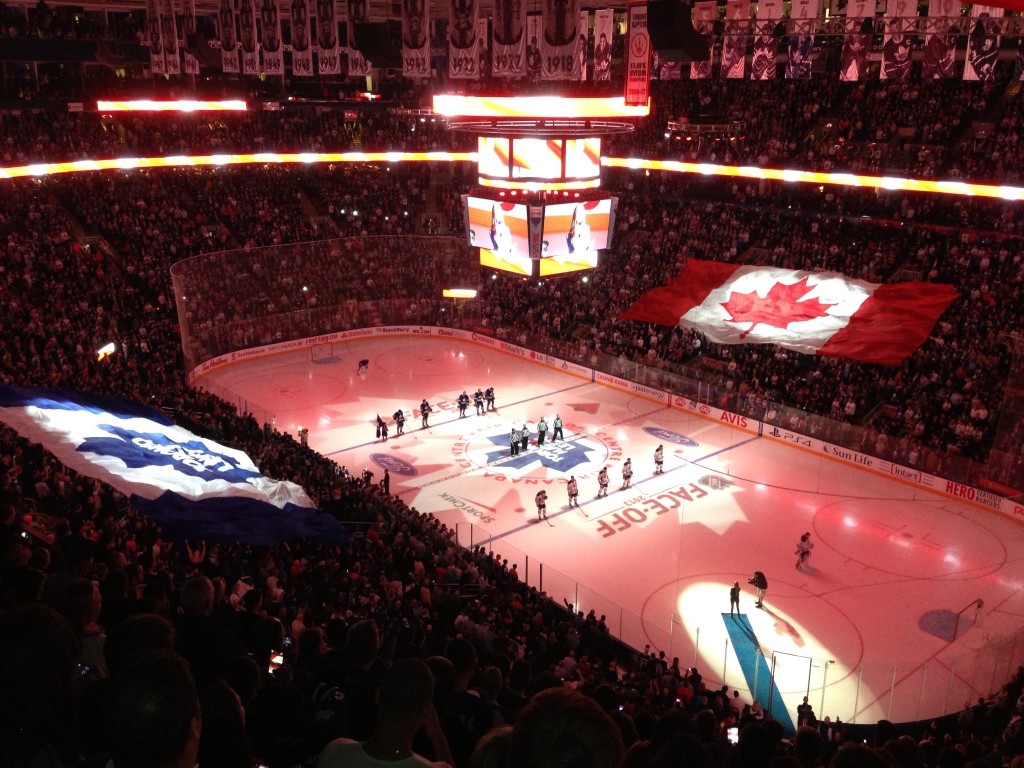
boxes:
[456,428,616,478]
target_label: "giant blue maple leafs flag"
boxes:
[0,385,349,546]
[622,260,959,365]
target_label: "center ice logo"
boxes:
[479,432,602,474]
[78,424,261,482]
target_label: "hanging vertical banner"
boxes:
[477,18,491,78]
[449,0,480,78]
[147,0,166,74]
[750,0,781,79]
[346,0,372,77]
[690,1,715,79]
[880,0,913,80]
[492,0,524,77]
[721,0,749,79]
[240,0,260,74]
[181,0,197,72]
[219,0,240,72]
[403,0,431,77]
[624,0,650,105]
[162,0,181,74]
[317,0,340,73]
[576,11,589,81]
[840,0,872,81]
[526,14,542,80]
[593,8,613,81]
[922,0,958,80]
[291,0,313,75]
[541,0,581,79]
[183,0,196,36]
[964,5,1003,81]
[785,0,817,79]
[261,0,284,74]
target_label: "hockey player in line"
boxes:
[621,458,633,489]
[566,476,579,508]
[654,445,664,474]
[536,489,548,521]
[597,466,609,497]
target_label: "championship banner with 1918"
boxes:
[541,0,581,79]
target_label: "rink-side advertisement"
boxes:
[188,326,1024,522]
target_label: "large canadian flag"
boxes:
[622,260,959,365]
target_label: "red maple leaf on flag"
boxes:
[720,276,834,339]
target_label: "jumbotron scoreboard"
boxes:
[432,94,649,278]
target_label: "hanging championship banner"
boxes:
[219,0,240,72]
[964,5,1003,81]
[162,0,181,74]
[261,0,284,74]
[785,0,817,79]
[147,0,166,74]
[690,1,715,79]
[593,8,613,81]
[403,0,430,77]
[493,0,524,77]
[721,0,749,79]
[880,0,913,80]
[291,0,314,75]
[576,11,588,81]
[624,0,650,105]
[526,14,542,79]
[922,0,958,79]
[541,0,580,79]
[751,0,781,79]
[449,0,479,77]
[317,0,341,74]
[840,0,872,81]
[183,0,196,35]
[346,1,373,77]
[240,0,260,74]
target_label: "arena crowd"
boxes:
[1,56,1023,768]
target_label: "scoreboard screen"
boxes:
[477,136,601,189]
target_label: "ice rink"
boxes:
[198,336,1024,729]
